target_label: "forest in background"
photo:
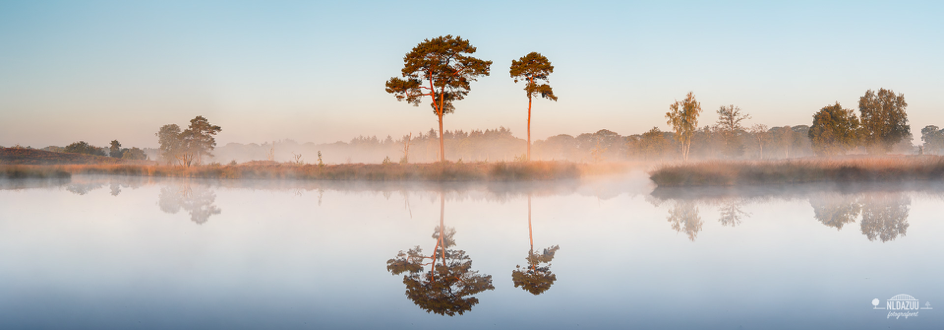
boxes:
[0,122,926,166]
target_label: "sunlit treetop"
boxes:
[385,35,492,116]
[509,52,558,102]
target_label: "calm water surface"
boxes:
[1,173,941,329]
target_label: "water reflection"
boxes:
[4,174,944,328]
[859,193,910,242]
[717,200,749,227]
[667,201,703,241]
[66,182,104,195]
[809,194,861,230]
[60,176,147,196]
[655,184,917,243]
[386,193,495,316]
[511,194,559,295]
[158,184,222,224]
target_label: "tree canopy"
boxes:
[666,92,703,161]
[64,141,105,156]
[385,35,492,163]
[921,125,944,154]
[714,105,750,157]
[156,124,183,164]
[859,88,910,154]
[155,116,222,166]
[809,102,859,156]
[109,140,123,158]
[185,116,222,161]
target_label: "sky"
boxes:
[1,0,942,148]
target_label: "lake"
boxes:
[0,172,940,329]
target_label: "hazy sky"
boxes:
[1,0,942,148]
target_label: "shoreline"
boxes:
[0,161,604,181]
[649,156,944,187]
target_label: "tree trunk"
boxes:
[438,112,445,163]
[430,192,445,282]
[527,95,532,161]
[438,85,447,163]
[439,192,446,268]
[528,194,535,271]
[528,194,533,249]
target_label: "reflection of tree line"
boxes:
[57,177,223,224]
[387,193,559,316]
[661,192,910,243]
[158,184,222,224]
[811,193,910,242]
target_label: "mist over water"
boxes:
[1,174,942,329]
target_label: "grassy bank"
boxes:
[649,157,944,186]
[0,147,124,165]
[1,166,72,179]
[0,161,585,181]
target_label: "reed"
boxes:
[0,165,71,179]
[0,161,584,181]
[650,156,944,186]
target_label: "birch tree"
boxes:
[666,92,702,160]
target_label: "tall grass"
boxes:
[0,166,71,179]
[650,156,944,186]
[0,161,583,181]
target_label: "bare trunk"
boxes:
[430,192,445,282]
[527,95,532,161]
[528,194,533,249]
[438,113,444,163]
[438,85,447,163]
[430,225,440,282]
[528,194,535,271]
[439,193,446,268]
[402,133,411,163]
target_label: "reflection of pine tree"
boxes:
[512,245,559,295]
[809,194,861,230]
[387,226,494,316]
[668,201,702,241]
[860,193,910,242]
[511,195,559,295]
[386,195,494,316]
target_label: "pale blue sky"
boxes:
[1,0,942,147]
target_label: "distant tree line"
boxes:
[51,140,148,160]
[383,35,926,164]
[920,125,944,155]
[808,88,913,156]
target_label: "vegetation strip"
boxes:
[649,157,944,186]
[0,161,583,181]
